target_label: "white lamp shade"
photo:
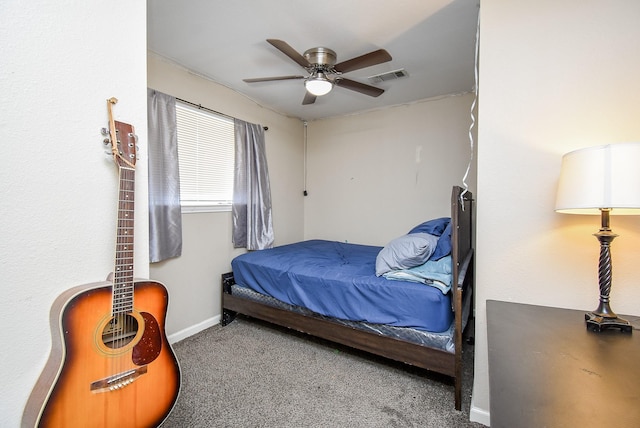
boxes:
[555,142,640,215]
[305,75,333,96]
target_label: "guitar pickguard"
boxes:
[132,312,163,365]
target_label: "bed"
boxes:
[222,186,474,410]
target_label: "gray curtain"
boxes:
[232,119,274,250]
[147,88,183,262]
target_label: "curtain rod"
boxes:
[176,97,268,131]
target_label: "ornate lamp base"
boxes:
[585,312,632,333]
[585,210,633,334]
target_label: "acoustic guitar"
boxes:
[22,98,180,428]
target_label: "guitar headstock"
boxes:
[104,97,137,168]
[110,121,137,168]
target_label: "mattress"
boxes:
[231,239,453,332]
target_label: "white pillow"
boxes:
[375,233,439,276]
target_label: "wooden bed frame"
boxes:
[221,186,474,410]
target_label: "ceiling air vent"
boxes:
[367,68,409,84]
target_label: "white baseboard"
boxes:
[469,402,491,426]
[167,315,221,344]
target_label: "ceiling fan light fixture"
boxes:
[305,72,333,96]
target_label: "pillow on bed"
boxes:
[382,255,453,293]
[408,217,452,261]
[408,217,450,235]
[431,222,452,260]
[375,232,439,276]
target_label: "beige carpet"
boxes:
[160,315,483,428]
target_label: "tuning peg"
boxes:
[103,138,111,145]
[101,127,110,136]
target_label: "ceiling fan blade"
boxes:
[334,49,392,73]
[243,75,305,83]
[335,78,385,97]
[267,39,310,69]
[302,92,317,105]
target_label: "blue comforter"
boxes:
[231,240,453,332]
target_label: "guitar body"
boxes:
[24,102,180,427]
[23,279,180,428]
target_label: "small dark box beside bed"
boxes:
[222,186,474,410]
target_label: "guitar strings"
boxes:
[112,163,136,382]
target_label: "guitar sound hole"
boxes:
[101,314,139,349]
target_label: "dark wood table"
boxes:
[487,300,640,428]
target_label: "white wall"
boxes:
[473,1,640,424]
[305,94,476,245]
[11,3,637,426]
[0,1,148,426]
[147,54,305,339]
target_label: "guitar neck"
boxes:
[113,165,135,314]
[108,118,138,315]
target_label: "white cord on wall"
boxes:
[460,9,480,207]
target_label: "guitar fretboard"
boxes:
[113,166,135,314]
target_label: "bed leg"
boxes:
[455,377,462,411]
[221,272,238,326]
[221,272,235,293]
[222,309,237,326]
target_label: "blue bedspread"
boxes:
[231,240,453,332]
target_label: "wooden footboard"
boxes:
[223,276,459,376]
[222,186,474,410]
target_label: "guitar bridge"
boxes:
[90,365,147,393]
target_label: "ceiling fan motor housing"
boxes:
[304,47,337,67]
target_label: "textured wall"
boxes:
[473,1,640,424]
[0,1,148,425]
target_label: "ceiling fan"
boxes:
[243,39,392,105]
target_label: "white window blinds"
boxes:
[176,102,235,209]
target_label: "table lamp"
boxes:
[555,142,640,333]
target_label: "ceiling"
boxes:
[147,0,480,121]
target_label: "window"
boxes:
[175,102,234,212]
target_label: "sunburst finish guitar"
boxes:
[22,98,181,428]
